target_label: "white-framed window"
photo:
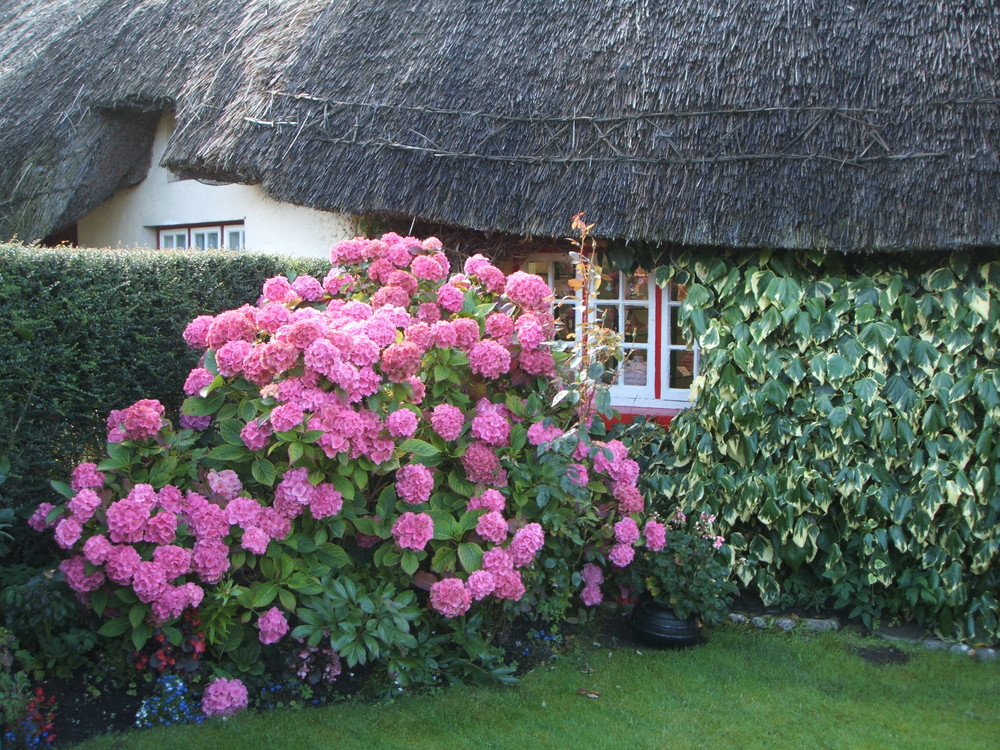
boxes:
[521,254,699,412]
[156,222,245,251]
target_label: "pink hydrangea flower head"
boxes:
[581,583,603,607]
[132,560,168,603]
[256,303,292,334]
[452,318,480,349]
[83,534,113,565]
[467,488,506,513]
[518,347,556,376]
[372,285,410,310]
[386,409,419,439]
[465,570,496,601]
[476,511,509,544]
[417,302,441,324]
[67,489,101,523]
[144,511,178,545]
[492,569,526,601]
[188,503,229,540]
[291,275,324,301]
[411,254,446,281]
[54,517,83,549]
[396,464,434,505]
[463,253,490,276]
[422,236,444,253]
[322,270,355,296]
[105,544,142,584]
[257,607,289,645]
[70,462,106,492]
[407,376,426,404]
[202,677,249,717]
[485,312,515,340]
[462,442,506,486]
[153,544,193,580]
[192,539,230,583]
[429,320,457,348]
[482,546,513,573]
[430,404,464,441]
[608,543,635,568]
[614,517,641,545]
[430,578,472,618]
[118,399,166,442]
[471,406,510,446]
[468,340,511,379]
[241,526,270,555]
[183,315,215,349]
[260,341,300,374]
[262,275,296,303]
[644,520,667,552]
[270,402,305,433]
[207,469,243,501]
[515,314,546,350]
[215,340,252,377]
[437,284,465,313]
[60,555,105,593]
[404,322,433,351]
[581,562,604,585]
[28,502,57,531]
[476,264,506,294]
[613,482,645,514]
[391,512,434,551]
[179,413,212,432]
[309,483,344,520]
[528,422,564,448]
[105,498,150,544]
[387,270,419,295]
[509,523,544,567]
[206,309,257,349]
[226,497,262,528]
[504,271,552,311]
[241,420,274,451]
[381,341,423,383]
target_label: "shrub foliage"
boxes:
[653,248,1000,640]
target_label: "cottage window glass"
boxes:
[159,230,187,249]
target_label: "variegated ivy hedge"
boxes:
[653,250,1000,641]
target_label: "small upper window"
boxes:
[156,222,245,251]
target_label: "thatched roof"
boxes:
[2,0,999,251]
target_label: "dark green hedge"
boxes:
[653,249,1000,641]
[0,245,328,563]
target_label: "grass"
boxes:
[72,618,999,750]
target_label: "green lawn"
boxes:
[73,621,999,750]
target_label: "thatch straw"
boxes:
[2,0,999,251]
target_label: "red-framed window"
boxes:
[156,221,245,251]
[520,255,700,419]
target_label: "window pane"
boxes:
[161,235,174,248]
[670,281,688,301]
[621,350,648,386]
[671,309,688,346]
[227,231,243,249]
[669,349,696,389]
[206,232,219,249]
[624,307,649,344]
[597,305,619,333]
[596,271,619,300]
[626,270,649,300]
[552,261,577,299]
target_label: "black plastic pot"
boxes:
[630,597,705,648]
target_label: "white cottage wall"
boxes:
[77,114,352,258]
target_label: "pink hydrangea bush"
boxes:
[38,232,654,688]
